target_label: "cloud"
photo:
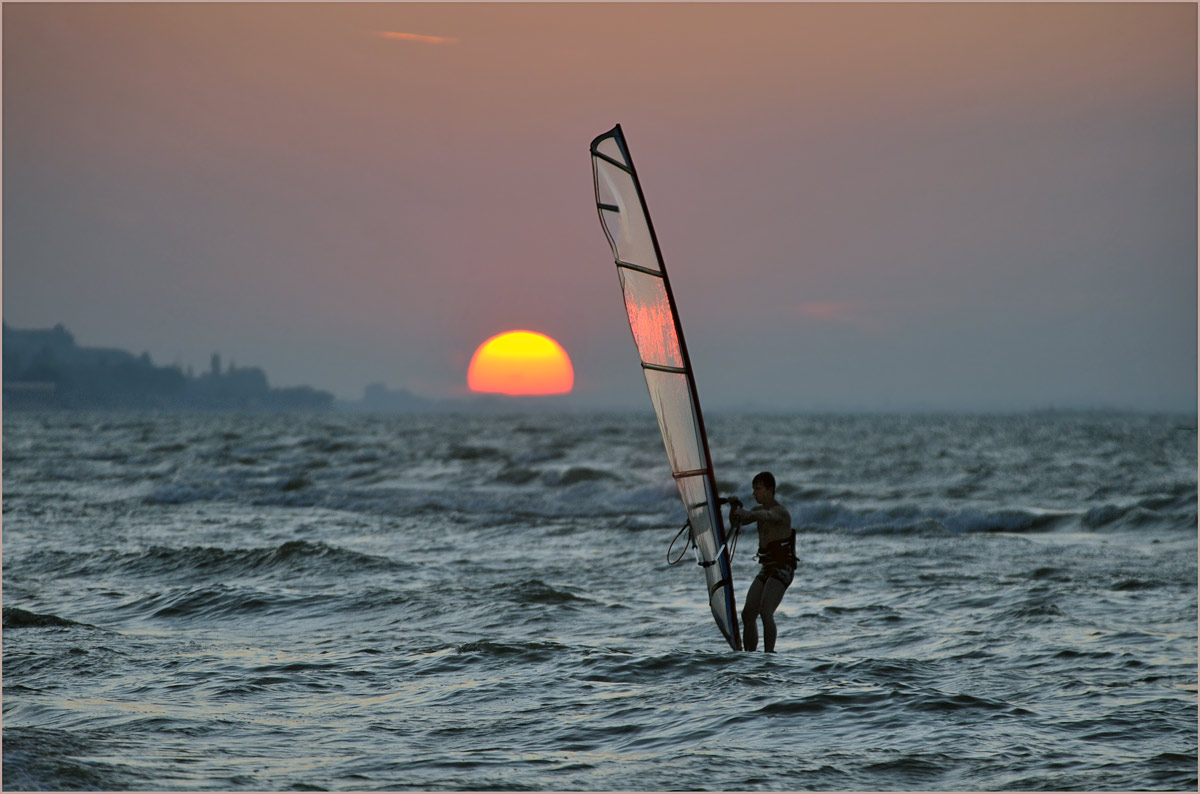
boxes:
[371,30,459,45]
[793,301,889,334]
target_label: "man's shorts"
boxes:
[755,563,795,589]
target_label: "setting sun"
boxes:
[467,330,574,396]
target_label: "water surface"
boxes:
[4,411,1196,790]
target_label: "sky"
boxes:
[4,1,1196,411]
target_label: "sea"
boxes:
[2,410,1196,792]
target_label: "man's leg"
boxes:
[742,574,765,652]
[758,577,789,653]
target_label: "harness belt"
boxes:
[755,530,798,568]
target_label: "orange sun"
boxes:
[467,330,574,396]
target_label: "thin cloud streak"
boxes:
[372,30,459,45]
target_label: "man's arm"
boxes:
[730,507,756,525]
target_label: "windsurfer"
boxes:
[730,472,796,653]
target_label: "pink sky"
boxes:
[4,2,1195,410]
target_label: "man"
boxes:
[729,471,795,653]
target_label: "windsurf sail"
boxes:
[589,124,741,651]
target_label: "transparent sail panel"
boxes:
[618,269,683,369]
[678,475,715,557]
[709,586,734,641]
[678,474,735,644]
[643,369,704,475]
[593,159,659,271]
[595,136,627,167]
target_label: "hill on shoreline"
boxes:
[3,323,334,411]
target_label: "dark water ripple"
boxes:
[3,411,1196,790]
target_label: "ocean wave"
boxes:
[493,465,540,485]
[19,541,405,582]
[1083,501,1195,531]
[2,607,93,630]
[2,727,137,791]
[754,689,894,715]
[489,578,593,606]
[542,466,622,487]
[340,586,418,613]
[944,507,1070,534]
[821,604,904,624]
[841,518,953,536]
[913,692,1032,714]
[134,461,646,519]
[999,594,1065,622]
[752,685,1029,721]
[118,584,328,621]
[579,649,735,684]
[1111,576,1173,592]
[810,656,941,683]
[144,478,234,505]
[140,468,657,519]
[277,474,312,492]
[795,502,1070,536]
[1029,566,1073,582]
[453,639,570,663]
[140,450,1189,538]
[444,443,509,462]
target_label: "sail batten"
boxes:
[593,151,632,172]
[589,124,741,651]
[616,261,663,277]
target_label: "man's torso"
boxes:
[752,501,792,546]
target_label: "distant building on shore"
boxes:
[3,323,334,411]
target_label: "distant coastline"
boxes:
[2,323,587,414]
[3,323,334,411]
[8,324,1184,416]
